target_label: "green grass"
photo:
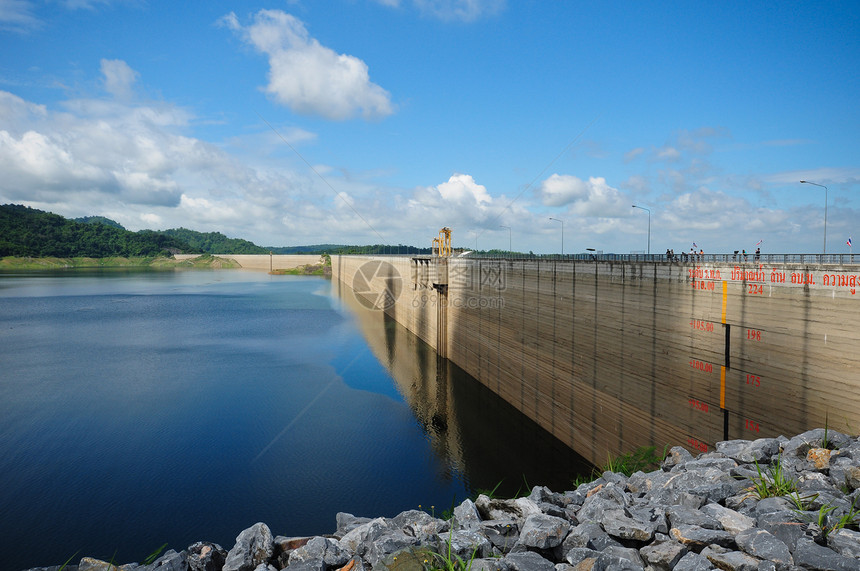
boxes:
[793,496,860,539]
[574,445,667,487]
[749,456,796,499]
[0,255,241,270]
[427,529,480,571]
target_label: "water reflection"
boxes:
[334,282,594,498]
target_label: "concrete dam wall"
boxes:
[332,255,860,466]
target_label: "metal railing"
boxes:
[348,250,859,266]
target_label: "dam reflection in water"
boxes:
[334,282,593,498]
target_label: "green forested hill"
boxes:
[0,204,432,257]
[160,228,268,255]
[74,216,125,229]
[0,204,195,258]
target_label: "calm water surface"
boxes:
[0,269,589,570]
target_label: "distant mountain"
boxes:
[0,204,194,258]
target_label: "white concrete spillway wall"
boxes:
[332,255,860,467]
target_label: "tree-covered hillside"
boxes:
[0,204,194,258]
[74,216,125,229]
[1,204,433,258]
[160,228,268,255]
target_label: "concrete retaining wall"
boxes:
[174,254,323,271]
[332,255,860,466]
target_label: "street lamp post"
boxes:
[500,225,511,257]
[800,180,828,255]
[631,205,651,255]
[549,217,564,256]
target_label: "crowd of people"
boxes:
[664,247,760,262]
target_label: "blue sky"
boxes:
[1,1,858,254]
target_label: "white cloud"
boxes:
[624,147,644,162]
[413,0,505,21]
[0,0,41,32]
[222,10,394,121]
[100,59,138,101]
[537,174,628,216]
[436,173,491,205]
[656,146,681,161]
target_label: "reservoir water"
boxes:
[0,269,591,570]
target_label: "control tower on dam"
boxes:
[332,255,860,466]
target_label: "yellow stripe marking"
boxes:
[721,280,728,324]
[720,365,726,409]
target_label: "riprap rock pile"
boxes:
[24,429,860,571]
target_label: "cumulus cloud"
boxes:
[537,174,628,216]
[0,60,226,211]
[222,10,394,121]
[436,173,492,205]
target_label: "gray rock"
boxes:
[434,529,492,562]
[479,519,519,554]
[828,527,860,558]
[453,499,482,530]
[593,548,644,571]
[475,495,543,523]
[669,524,737,550]
[626,504,669,535]
[282,559,324,571]
[700,545,760,571]
[224,523,273,571]
[754,497,794,516]
[518,514,570,549]
[289,536,351,568]
[339,518,391,556]
[601,545,643,566]
[335,513,374,538]
[661,446,695,470]
[734,528,792,565]
[529,486,570,509]
[577,482,630,521]
[471,558,510,571]
[667,505,722,530]
[563,547,600,566]
[758,520,805,552]
[793,537,860,571]
[682,457,740,473]
[140,549,187,571]
[673,551,716,571]
[561,521,621,552]
[717,438,781,464]
[504,551,556,571]
[644,468,736,505]
[599,508,656,542]
[392,510,448,543]
[365,531,422,568]
[187,542,227,571]
[639,540,688,570]
[700,503,756,534]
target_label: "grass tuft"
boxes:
[749,456,796,499]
